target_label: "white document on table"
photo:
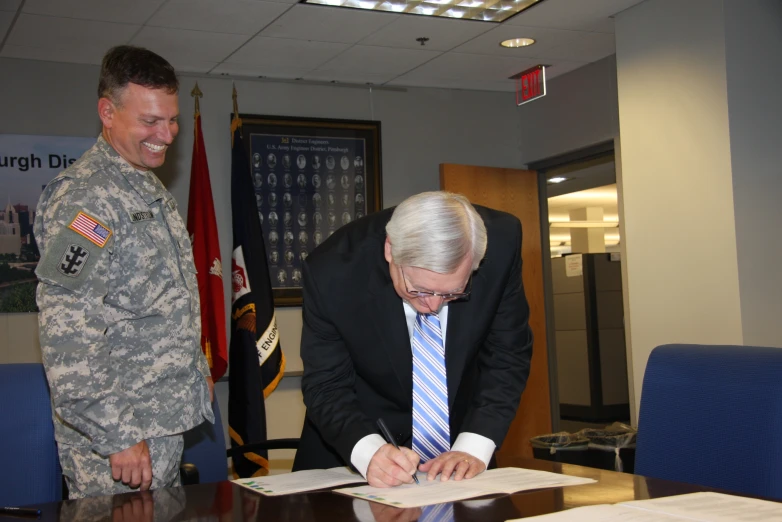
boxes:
[232,467,366,496]
[507,492,782,522]
[508,504,693,522]
[335,467,595,508]
[621,492,782,522]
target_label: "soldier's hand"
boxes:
[206,376,214,402]
[110,440,153,491]
[112,491,154,522]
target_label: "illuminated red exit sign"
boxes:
[513,65,546,106]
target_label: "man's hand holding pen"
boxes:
[366,444,421,488]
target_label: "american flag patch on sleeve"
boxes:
[68,211,112,248]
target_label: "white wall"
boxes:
[615,0,748,418]
[0,57,526,466]
[724,0,782,348]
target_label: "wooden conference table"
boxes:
[14,457,737,522]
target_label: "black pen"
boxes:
[0,507,41,518]
[376,418,420,485]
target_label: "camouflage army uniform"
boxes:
[34,136,214,499]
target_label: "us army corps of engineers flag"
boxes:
[228,97,285,478]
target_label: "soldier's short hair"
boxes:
[98,46,178,105]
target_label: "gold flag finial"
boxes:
[191,82,203,116]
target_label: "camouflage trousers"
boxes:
[59,434,184,499]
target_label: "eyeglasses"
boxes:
[399,266,472,302]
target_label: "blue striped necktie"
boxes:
[420,502,455,522]
[412,312,450,461]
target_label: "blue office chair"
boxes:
[181,397,299,484]
[635,344,782,499]
[182,398,229,484]
[0,363,62,506]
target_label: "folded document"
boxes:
[233,467,366,496]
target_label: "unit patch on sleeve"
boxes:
[68,211,112,248]
[129,210,154,223]
[58,244,90,278]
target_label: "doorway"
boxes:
[528,144,630,433]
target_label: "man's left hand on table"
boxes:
[418,451,486,482]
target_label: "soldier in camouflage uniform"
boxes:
[34,46,214,499]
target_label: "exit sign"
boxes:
[514,65,546,106]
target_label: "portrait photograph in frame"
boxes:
[241,114,383,306]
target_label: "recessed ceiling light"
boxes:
[500,37,536,48]
[547,176,568,184]
[303,0,542,23]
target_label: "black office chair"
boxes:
[181,399,299,484]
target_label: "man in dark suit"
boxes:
[292,191,533,488]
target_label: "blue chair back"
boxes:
[182,398,227,483]
[0,363,61,506]
[636,344,782,499]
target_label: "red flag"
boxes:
[187,88,228,381]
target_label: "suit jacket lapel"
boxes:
[368,263,413,406]
[444,270,484,408]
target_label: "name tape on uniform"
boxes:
[129,210,154,223]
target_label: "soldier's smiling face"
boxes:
[99,82,179,171]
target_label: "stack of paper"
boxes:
[509,492,782,522]
[334,467,596,508]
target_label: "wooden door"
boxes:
[440,163,551,459]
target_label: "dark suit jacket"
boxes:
[292,205,533,471]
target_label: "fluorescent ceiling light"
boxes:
[304,0,542,23]
[547,176,568,184]
[549,221,620,228]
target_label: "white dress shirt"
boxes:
[350,301,496,478]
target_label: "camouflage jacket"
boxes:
[34,135,214,457]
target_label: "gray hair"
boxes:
[385,191,487,273]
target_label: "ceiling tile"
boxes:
[226,36,349,69]
[393,52,537,82]
[359,16,493,51]
[452,24,583,57]
[0,0,21,12]
[303,69,399,85]
[148,0,292,35]
[535,31,614,63]
[260,4,397,44]
[504,0,644,32]
[316,45,440,77]
[7,14,137,51]
[22,0,165,24]
[211,62,316,79]
[0,10,13,37]
[131,26,250,63]
[158,54,220,74]
[1,44,105,65]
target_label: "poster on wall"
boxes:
[240,115,382,306]
[0,134,95,313]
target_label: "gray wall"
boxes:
[725,0,782,348]
[516,55,619,165]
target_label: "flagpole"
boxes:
[231,83,241,146]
